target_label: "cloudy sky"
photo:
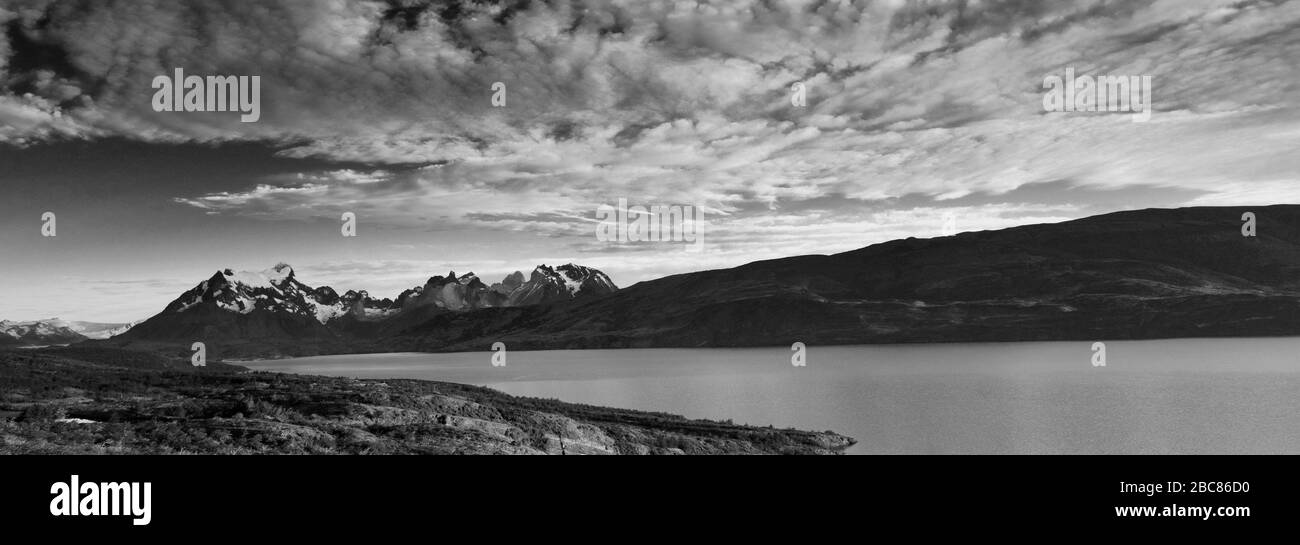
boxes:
[2,0,1299,322]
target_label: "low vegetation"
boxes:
[0,347,854,455]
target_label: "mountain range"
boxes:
[0,319,138,347]
[79,205,1300,358]
[106,263,617,357]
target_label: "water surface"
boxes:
[242,338,1300,454]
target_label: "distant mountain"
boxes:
[507,264,619,306]
[390,264,614,312]
[383,205,1300,352]
[66,320,141,340]
[106,206,1300,358]
[0,320,85,346]
[112,262,617,356]
[0,318,138,347]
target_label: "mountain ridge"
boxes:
[110,262,618,356]
[0,319,138,347]
[99,205,1300,358]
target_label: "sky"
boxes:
[1,0,1299,323]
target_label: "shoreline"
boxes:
[0,347,855,455]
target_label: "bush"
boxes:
[18,404,67,423]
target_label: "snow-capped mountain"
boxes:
[397,265,617,311]
[108,262,618,354]
[147,262,617,326]
[66,320,142,340]
[507,264,619,306]
[0,318,137,346]
[162,263,402,324]
[0,319,86,346]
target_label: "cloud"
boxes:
[4,0,1299,283]
[2,1,1292,142]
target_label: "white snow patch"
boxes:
[562,274,583,295]
[225,269,282,291]
[363,307,399,319]
[309,300,348,323]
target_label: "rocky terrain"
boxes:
[0,347,853,455]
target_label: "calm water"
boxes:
[242,339,1300,454]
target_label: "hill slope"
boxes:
[386,205,1300,351]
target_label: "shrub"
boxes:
[18,404,67,423]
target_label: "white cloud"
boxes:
[5,0,1299,289]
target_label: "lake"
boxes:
[241,338,1300,454]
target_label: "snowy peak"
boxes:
[405,264,617,310]
[159,262,617,324]
[266,262,295,283]
[0,317,136,346]
[164,264,399,324]
[0,319,85,345]
[89,321,141,339]
[64,320,141,340]
[216,263,295,292]
[555,264,618,296]
[508,264,619,306]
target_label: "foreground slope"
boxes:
[0,348,853,455]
